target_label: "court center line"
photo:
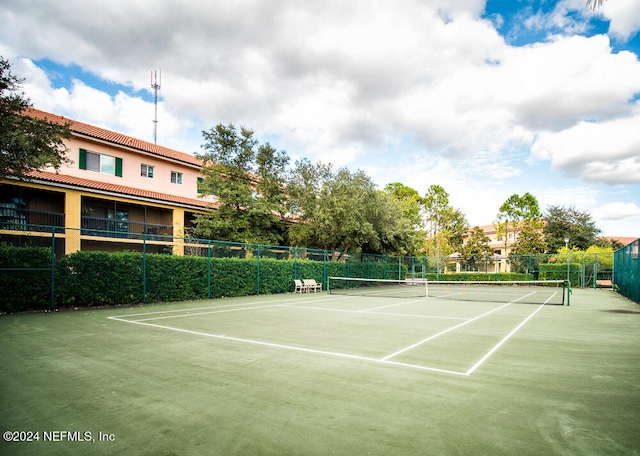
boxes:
[462,290,560,376]
[380,291,537,361]
[464,303,546,375]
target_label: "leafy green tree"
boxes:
[194,123,289,245]
[384,182,426,254]
[496,192,541,248]
[508,219,547,274]
[511,219,546,255]
[287,160,415,255]
[543,205,601,253]
[459,226,493,271]
[1,56,72,180]
[423,184,468,257]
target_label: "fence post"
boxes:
[256,244,261,295]
[207,240,212,299]
[323,250,327,286]
[143,233,147,304]
[50,226,55,309]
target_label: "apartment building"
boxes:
[457,224,526,273]
[0,108,216,255]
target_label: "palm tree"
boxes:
[586,0,606,10]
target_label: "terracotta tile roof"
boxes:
[28,170,216,210]
[25,107,203,167]
[603,236,638,247]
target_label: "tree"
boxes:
[495,192,541,248]
[1,57,72,180]
[508,218,547,274]
[510,219,546,255]
[287,160,416,255]
[458,226,493,271]
[543,205,601,253]
[194,123,289,245]
[423,184,468,257]
[384,182,426,254]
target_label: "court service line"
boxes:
[113,294,340,319]
[107,316,468,376]
[380,291,537,361]
[280,304,468,321]
[131,304,288,322]
[359,298,426,312]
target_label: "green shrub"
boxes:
[0,244,52,312]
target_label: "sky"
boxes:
[1,0,639,238]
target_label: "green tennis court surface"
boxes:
[1,288,639,455]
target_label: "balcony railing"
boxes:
[0,209,65,233]
[81,216,173,240]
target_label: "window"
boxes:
[171,171,183,185]
[79,149,122,177]
[197,177,204,194]
[141,164,154,178]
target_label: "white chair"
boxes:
[303,279,322,292]
[294,279,307,293]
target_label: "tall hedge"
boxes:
[2,246,408,312]
[0,244,52,312]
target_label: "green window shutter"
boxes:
[79,149,87,170]
[115,157,123,177]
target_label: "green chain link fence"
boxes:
[1,223,631,312]
[614,238,640,304]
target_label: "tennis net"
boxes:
[328,277,568,305]
[328,277,428,298]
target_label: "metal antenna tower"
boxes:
[151,69,161,144]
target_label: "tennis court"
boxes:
[1,286,639,455]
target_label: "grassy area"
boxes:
[1,288,639,455]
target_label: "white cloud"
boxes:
[2,0,639,236]
[531,110,640,184]
[601,0,640,41]
[595,201,640,220]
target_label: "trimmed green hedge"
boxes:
[538,263,581,286]
[425,272,533,282]
[0,246,409,312]
[0,244,52,312]
[5,243,586,313]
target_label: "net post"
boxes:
[566,279,571,306]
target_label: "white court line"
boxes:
[132,304,286,322]
[280,304,469,321]
[464,303,545,375]
[114,294,339,319]
[107,316,468,376]
[463,290,560,374]
[359,297,426,312]
[108,290,547,376]
[381,291,537,361]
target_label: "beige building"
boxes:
[458,224,527,273]
[0,108,216,255]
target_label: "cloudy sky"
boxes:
[2,0,639,238]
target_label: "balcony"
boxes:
[0,207,65,233]
[80,216,173,240]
